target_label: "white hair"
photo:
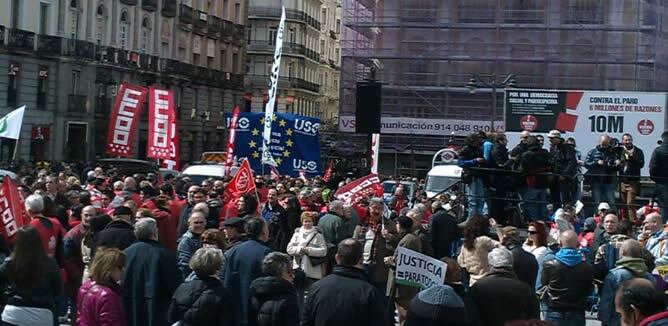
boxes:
[328,200,344,212]
[24,194,44,214]
[134,218,157,240]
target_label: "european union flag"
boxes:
[226,112,321,177]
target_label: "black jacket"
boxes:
[95,220,137,252]
[249,276,299,326]
[520,144,551,189]
[585,145,620,184]
[507,245,538,289]
[429,208,459,258]
[301,266,386,326]
[541,256,594,311]
[470,269,539,326]
[619,145,645,182]
[550,141,577,178]
[169,275,232,326]
[650,143,668,184]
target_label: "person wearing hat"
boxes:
[470,247,540,326]
[595,202,611,225]
[501,226,538,289]
[385,215,422,325]
[222,217,248,250]
[579,217,598,262]
[547,130,577,207]
[94,206,137,252]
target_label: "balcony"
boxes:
[232,24,245,45]
[68,95,88,113]
[248,41,306,56]
[142,0,157,11]
[160,58,179,74]
[208,16,222,38]
[194,10,208,32]
[305,48,320,62]
[37,34,63,55]
[66,39,96,60]
[289,78,320,93]
[221,20,235,39]
[231,74,244,89]
[95,97,112,116]
[179,4,193,24]
[119,0,138,5]
[139,54,159,72]
[94,67,114,84]
[7,28,35,51]
[162,0,176,17]
[329,59,337,68]
[329,30,337,40]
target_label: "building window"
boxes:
[269,27,277,46]
[247,26,252,44]
[320,39,325,55]
[141,17,151,53]
[161,41,169,57]
[11,0,20,29]
[7,63,19,108]
[119,11,129,49]
[232,53,239,73]
[193,53,200,65]
[220,50,226,70]
[70,0,79,38]
[287,62,294,78]
[321,8,327,25]
[335,48,340,63]
[234,3,240,23]
[39,3,49,35]
[71,70,80,94]
[96,4,107,44]
[288,28,295,43]
[336,19,340,32]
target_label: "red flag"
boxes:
[224,106,241,177]
[106,82,147,157]
[223,159,256,203]
[334,174,382,205]
[270,166,280,181]
[0,176,30,244]
[161,112,180,170]
[322,160,333,182]
[147,87,174,159]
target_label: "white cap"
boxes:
[598,202,611,211]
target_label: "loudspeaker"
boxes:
[355,82,381,134]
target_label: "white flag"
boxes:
[261,7,286,167]
[0,106,25,140]
[371,133,380,174]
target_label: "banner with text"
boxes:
[161,114,180,170]
[338,116,503,135]
[334,173,382,204]
[106,83,147,157]
[225,112,321,177]
[0,176,30,245]
[395,246,447,289]
[147,87,174,159]
[504,89,667,175]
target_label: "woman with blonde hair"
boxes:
[77,248,126,326]
[286,211,327,283]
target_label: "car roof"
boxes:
[427,164,462,177]
[182,164,227,177]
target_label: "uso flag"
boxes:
[226,112,321,177]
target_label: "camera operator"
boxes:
[585,135,621,210]
[618,134,645,222]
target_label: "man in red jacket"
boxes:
[26,193,65,263]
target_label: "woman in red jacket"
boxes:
[76,248,126,326]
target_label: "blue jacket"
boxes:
[222,238,272,326]
[584,145,619,184]
[598,258,655,326]
[176,231,201,277]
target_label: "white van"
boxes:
[425,165,462,198]
[182,164,238,184]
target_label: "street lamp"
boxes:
[466,73,517,129]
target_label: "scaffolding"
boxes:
[337,0,668,175]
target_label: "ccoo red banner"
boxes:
[224,106,240,177]
[147,87,174,159]
[161,101,180,170]
[334,173,383,205]
[106,82,148,157]
[0,176,30,244]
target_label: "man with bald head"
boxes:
[511,130,531,163]
[639,213,666,259]
[585,134,621,211]
[599,240,655,326]
[63,204,97,313]
[541,230,594,326]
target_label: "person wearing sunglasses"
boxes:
[523,221,549,264]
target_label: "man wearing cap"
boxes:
[94,206,137,251]
[548,130,577,207]
[222,217,248,250]
[470,247,539,326]
[501,226,538,288]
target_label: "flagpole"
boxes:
[11,138,18,163]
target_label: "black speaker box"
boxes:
[355,82,381,134]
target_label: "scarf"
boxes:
[555,248,583,267]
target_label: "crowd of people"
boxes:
[0,130,664,326]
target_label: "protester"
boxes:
[614,278,667,326]
[317,200,347,260]
[541,230,594,326]
[619,134,645,222]
[168,247,232,325]
[592,213,620,261]
[76,248,126,326]
[122,218,181,326]
[386,215,422,324]
[457,215,499,285]
[222,217,248,250]
[595,219,635,279]
[177,211,206,276]
[150,195,178,252]
[248,252,300,326]
[519,136,551,221]
[286,211,327,284]
[25,193,65,262]
[649,131,668,221]
[547,130,577,207]
[177,186,206,238]
[457,133,486,218]
[598,240,656,326]
[81,214,112,282]
[237,194,260,220]
[95,206,137,252]
[301,239,386,326]
[585,135,620,210]
[523,221,550,263]
[263,189,288,251]
[62,204,96,319]
[471,247,540,326]
[501,226,538,288]
[0,226,63,326]
[222,217,272,326]
[404,284,469,326]
[579,217,597,252]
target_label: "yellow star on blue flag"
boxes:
[252,151,260,158]
[286,128,293,136]
[286,139,293,147]
[275,157,282,165]
[251,128,260,136]
[283,149,291,157]
[278,119,287,127]
[248,140,257,148]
